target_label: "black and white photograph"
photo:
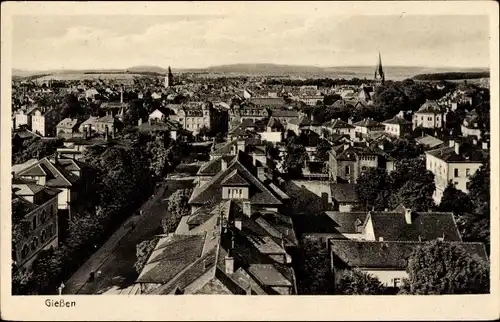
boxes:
[1,1,498,321]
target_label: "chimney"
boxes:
[120,87,123,104]
[237,140,245,153]
[257,167,266,182]
[378,237,384,242]
[105,126,109,140]
[242,201,251,217]
[221,158,228,171]
[448,140,455,148]
[225,252,234,274]
[454,142,460,155]
[482,141,488,150]
[348,117,353,124]
[235,217,242,230]
[54,152,59,164]
[405,208,412,224]
[83,127,88,139]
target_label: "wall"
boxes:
[361,269,408,287]
[413,112,443,129]
[31,111,45,136]
[260,131,282,143]
[15,196,59,270]
[362,215,376,241]
[447,161,482,196]
[15,112,30,129]
[461,125,482,139]
[222,186,249,199]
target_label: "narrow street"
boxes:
[63,179,195,294]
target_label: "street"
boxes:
[63,179,195,294]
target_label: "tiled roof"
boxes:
[267,116,284,129]
[426,143,485,163]
[136,234,206,283]
[416,135,444,148]
[292,212,367,235]
[197,156,235,176]
[96,115,117,123]
[416,100,443,114]
[330,183,360,203]
[57,118,80,129]
[382,116,412,125]
[270,109,300,118]
[138,120,181,132]
[368,211,462,242]
[220,169,251,186]
[18,157,79,188]
[330,240,488,269]
[323,118,355,129]
[249,97,285,107]
[353,118,384,128]
[189,152,282,205]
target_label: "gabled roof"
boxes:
[416,135,444,148]
[220,169,251,187]
[353,118,384,128]
[416,100,444,114]
[189,153,282,206]
[426,143,485,163]
[136,234,206,283]
[18,157,79,187]
[368,211,462,242]
[267,116,284,129]
[57,118,80,129]
[323,118,355,129]
[382,116,412,125]
[330,240,488,269]
[197,156,235,176]
[270,109,300,118]
[96,114,117,123]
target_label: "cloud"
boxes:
[12,14,490,70]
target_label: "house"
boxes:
[330,183,360,212]
[412,100,446,130]
[135,200,297,295]
[99,102,128,119]
[358,85,374,103]
[461,111,482,139]
[415,134,444,150]
[328,141,395,183]
[329,240,487,290]
[259,117,284,143]
[78,116,99,136]
[31,107,61,137]
[287,114,322,136]
[322,118,356,140]
[95,114,121,137]
[299,95,324,106]
[382,116,412,138]
[148,107,170,123]
[14,106,37,130]
[134,150,297,295]
[56,118,82,137]
[248,97,286,109]
[12,177,60,271]
[269,109,300,126]
[425,140,486,203]
[15,154,87,219]
[138,119,182,141]
[353,118,385,139]
[229,103,269,126]
[168,102,211,135]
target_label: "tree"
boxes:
[386,138,423,160]
[295,238,334,295]
[283,136,308,177]
[356,168,392,211]
[388,180,435,211]
[336,269,388,295]
[12,137,63,164]
[401,241,489,294]
[390,158,434,191]
[438,183,473,214]
[161,188,193,233]
[134,237,159,273]
[315,139,331,162]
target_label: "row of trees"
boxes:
[12,137,63,164]
[298,239,489,295]
[12,130,187,295]
[134,188,193,274]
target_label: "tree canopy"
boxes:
[336,269,388,295]
[401,241,489,294]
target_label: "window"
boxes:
[420,116,423,121]
[454,181,458,186]
[32,215,37,230]
[41,230,47,242]
[393,278,401,288]
[21,245,29,259]
[41,210,47,223]
[31,237,39,250]
[454,169,459,177]
[345,166,350,175]
[466,168,470,177]
[428,117,432,121]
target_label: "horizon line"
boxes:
[13,63,490,73]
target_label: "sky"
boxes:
[12,14,490,71]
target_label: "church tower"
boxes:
[374,52,385,85]
[164,66,174,88]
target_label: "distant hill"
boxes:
[413,71,490,81]
[12,64,489,81]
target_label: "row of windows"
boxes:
[419,116,441,122]
[32,205,56,230]
[20,224,56,260]
[227,188,244,199]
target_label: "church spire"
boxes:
[374,52,385,85]
[165,66,174,88]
